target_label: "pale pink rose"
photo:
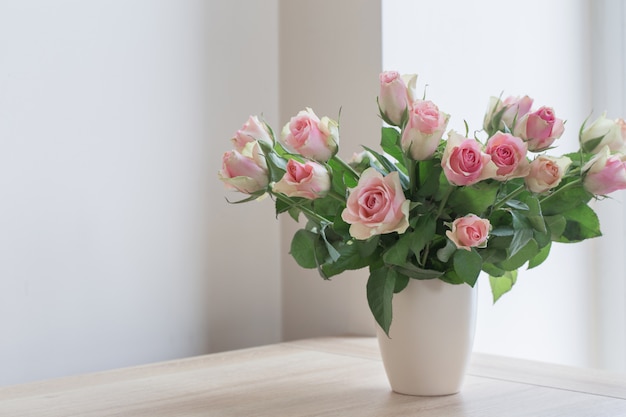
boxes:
[232,115,273,151]
[441,131,498,186]
[446,214,491,251]
[378,71,417,126]
[218,142,269,194]
[341,168,410,240]
[272,159,330,200]
[580,113,626,154]
[401,99,450,160]
[514,106,565,151]
[583,146,626,195]
[280,108,338,162]
[485,132,530,180]
[524,155,572,194]
[483,95,534,132]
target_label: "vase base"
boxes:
[390,387,461,397]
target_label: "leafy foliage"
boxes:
[221,79,618,337]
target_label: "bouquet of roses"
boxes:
[219,71,626,335]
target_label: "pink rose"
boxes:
[524,155,571,194]
[446,214,491,251]
[272,159,330,200]
[401,99,449,160]
[483,95,533,132]
[441,131,498,186]
[218,142,269,194]
[378,71,417,126]
[485,132,530,180]
[514,106,565,151]
[583,146,626,195]
[232,115,273,150]
[341,168,410,240]
[280,108,338,162]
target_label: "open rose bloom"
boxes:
[280,108,339,162]
[341,168,410,240]
[273,159,331,199]
[219,71,626,336]
[446,215,491,251]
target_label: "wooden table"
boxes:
[1,337,625,416]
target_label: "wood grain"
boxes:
[0,337,625,416]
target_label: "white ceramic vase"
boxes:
[375,278,478,396]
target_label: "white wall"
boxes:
[205,0,282,355]
[0,0,281,386]
[589,0,626,372]
[382,0,596,367]
[279,0,382,340]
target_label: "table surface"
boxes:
[1,337,625,417]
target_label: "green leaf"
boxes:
[319,240,375,278]
[440,270,464,285]
[380,127,404,163]
[453,249,482,287]
[528,241,551,269]
[416,160,443,198]
[409,214,437,258]
[490,227,514,237]
[393,273,410,293]
[545,214,566,240]
[518,194,546,233]
[362,146,409,186]
[497,239,538,270]
[505,200,529,210]
[448,182,499,216]
[367,267,397,336]
[489,270,518,303]
[393,264,444,280]
[355,235,380,258]
[343,171,358,188]
[258,141,287,183]
[482,262,505,277]
[436,239,457,263]
[479,248,508,265]
[320,225,341,262]
[382,234,412,266]
[556,204,602,242]
[287,207,300,222]
[509,224,534,258]
[326,158,349,194]
[541,180,593,216]
[290,229,325,269]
